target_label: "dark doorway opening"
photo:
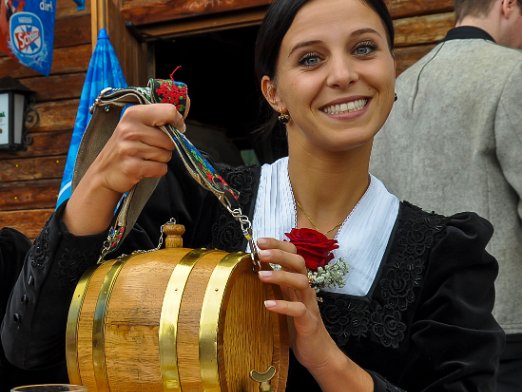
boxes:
[155,26,287,165]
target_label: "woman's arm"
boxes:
[0,103,188,371]
[64,104,182,236]
[398,212,504,391]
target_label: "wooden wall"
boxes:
[0,0,456,240]
[0,0,92,239]
[388,0,455,74]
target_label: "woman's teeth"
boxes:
[323,99,367,114]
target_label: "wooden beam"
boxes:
[121,0,271,26]
[0,179,60,211]
[394,44,436,74]
[386,0,453,18]
[0,157,65,182]
[54,13,91,48]
[394,12,454,47]
[22,74,84,102]
[0,132,72,159]
[0,209,53,240]
[31,99,80,133]
[136,7,267,39]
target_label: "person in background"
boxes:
[2,0,505,390]
[371,0,522,390]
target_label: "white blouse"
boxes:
[250,157,399,296]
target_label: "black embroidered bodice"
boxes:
[209,164,260,252]
[320,203,446,349]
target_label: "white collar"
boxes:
[251,157,399,296]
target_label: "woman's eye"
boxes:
[299,52,322,67]
[353,41,377,56]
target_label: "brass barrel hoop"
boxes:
[92,257,128,391]
[65,265,98,385]
[159,248,214,391]
[199,251,249,390]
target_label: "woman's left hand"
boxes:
[256,237,339,371]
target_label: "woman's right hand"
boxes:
[63,103,186,236]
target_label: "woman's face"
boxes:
[263,0,395,153]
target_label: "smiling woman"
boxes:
[1,0,504,391]
[259,0,396,157]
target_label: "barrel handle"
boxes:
[250,366,276,392]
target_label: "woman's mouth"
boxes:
[321,99,368,115]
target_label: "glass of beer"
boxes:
[11,385,87,392]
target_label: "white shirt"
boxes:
[250,157,399,296]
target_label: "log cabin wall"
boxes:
[0,0,92,239]
[0,0,456,240]
[388,0,455,74]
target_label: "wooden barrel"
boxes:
[65,228,288,391]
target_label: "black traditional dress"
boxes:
[1,154,504,391]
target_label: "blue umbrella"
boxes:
[73,0,85,11]
[56,28,127,207]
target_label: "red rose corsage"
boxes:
[286,228,349,293]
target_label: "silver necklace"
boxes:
[287,166,370,240]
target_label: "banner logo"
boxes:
[11,12,43,55]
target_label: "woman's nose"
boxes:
[326,55,358,88]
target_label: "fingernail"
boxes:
[257,238,268,246]
[264,300,277,308]
[258,270,272,278]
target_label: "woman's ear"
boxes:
[261,76,284,112]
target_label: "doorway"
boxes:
[154,26,287,165]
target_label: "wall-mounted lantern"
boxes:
[0,77,35,151]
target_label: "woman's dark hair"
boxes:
[254,0,395,82]
[252,0,395,163]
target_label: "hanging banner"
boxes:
[0,0,56,75]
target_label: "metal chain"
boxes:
[227,206,260,268]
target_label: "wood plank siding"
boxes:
[0,0,91,239]
[0,0,455,239]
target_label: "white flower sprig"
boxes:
[308,257,349,293]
